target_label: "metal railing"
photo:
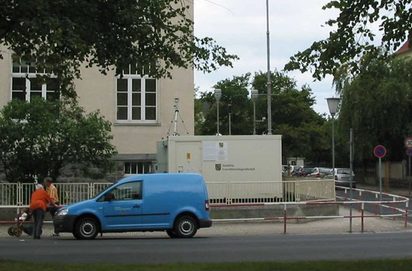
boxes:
[0,182,112,208]
[207,180,336,204]
[0,183,18,208]
[0,180,335,208]
[212,186,409,233]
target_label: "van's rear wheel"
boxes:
[174,215,197,238]
[73,217,99,240]
[166,229,178,238]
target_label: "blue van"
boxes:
[53,173,212,239]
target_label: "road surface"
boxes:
[1,232,412,264]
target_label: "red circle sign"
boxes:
[373,145,387,158]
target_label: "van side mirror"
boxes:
[104,192,115,201]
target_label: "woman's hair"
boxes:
[43,176,53,183]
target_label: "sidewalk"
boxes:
[1,206,409,239]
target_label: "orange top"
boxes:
[46,184,59,203]
[30,189,52,211]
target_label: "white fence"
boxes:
[207,180,336,204]
[0,180,335,208]
[0,183,112,208]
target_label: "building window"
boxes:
[124,162,154,175]
[11,57,58,101]
[116,63,157,123]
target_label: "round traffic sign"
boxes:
[373,145,387,158]
[406,148,412,157]
[405,137,412,148]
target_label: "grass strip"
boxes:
[1,258,412,271]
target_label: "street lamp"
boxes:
[326,97,341,174]
[266,0,272,135]
[228,101,232,135]
[214,88,222,135]
[251,89,259,135]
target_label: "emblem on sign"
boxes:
[373,145,387,159]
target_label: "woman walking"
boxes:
[29,184,53,239]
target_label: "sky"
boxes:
[193,0,339,115]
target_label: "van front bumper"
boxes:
[199,219,212,228]
[53,215,77,233]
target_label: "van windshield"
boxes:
[94,182,117,199]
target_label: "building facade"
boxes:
[0,5,195,178]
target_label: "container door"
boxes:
[175,142,202,173]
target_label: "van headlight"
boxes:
[56,208,68,216]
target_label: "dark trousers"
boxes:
[32,209,45,239]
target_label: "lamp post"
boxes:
[251,89,259,135]
[214,88,222,135]
[326,97,341,174]
[228,101,232,135]
[266,0,272,135]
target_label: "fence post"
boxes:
[392,202,395,221]
[17,182,22,214]
[375,203,378,216]
[361,202,364,233]
[293,182,297,202]
[283,203,287,234]
[89,183,94,199]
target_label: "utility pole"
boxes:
[266,0,272,134]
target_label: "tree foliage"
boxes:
[0,0,238,97]
[252,72,329,163]
[196,74,251,135]
[0,99,117,182]
[338,54,412,163]
[195,71,329,164]
[285,0,412,80]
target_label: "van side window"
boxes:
[111,182,142,201]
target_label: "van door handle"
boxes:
[133,205,140,208]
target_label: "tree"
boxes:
[284,0,412,80]
[196,74,251,135]
[0,1,238,97]
[0,99,116,182]
[252,71,328,163]
[338,55,412,165]
[195,71,330,165]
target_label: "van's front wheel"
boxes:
[174,215,197,238]
[73,217,99,240]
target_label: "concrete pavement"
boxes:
[1,206,409,240]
